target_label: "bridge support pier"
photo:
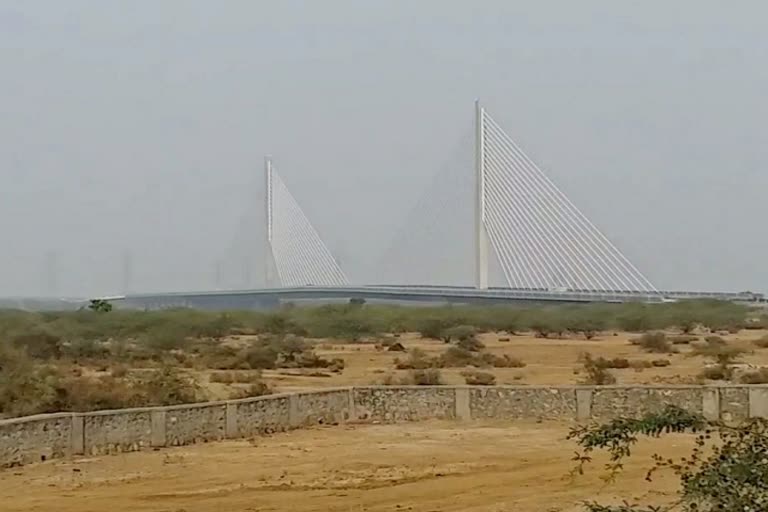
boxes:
[475,100,489,290]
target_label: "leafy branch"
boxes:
[569,405,768,512]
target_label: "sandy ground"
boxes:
[236,329,768,394]
[0,421,692,512]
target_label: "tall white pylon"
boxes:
[476,102,658,294]
[475,100,489,290]
[265,158,349,287]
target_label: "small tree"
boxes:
[579,352,617,385]
[88,299,113,313]
[569,405,768,512]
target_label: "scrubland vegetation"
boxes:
[0,300,766,418]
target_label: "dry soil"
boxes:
[0,420,693,512]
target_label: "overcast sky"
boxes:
[1,1,766,297]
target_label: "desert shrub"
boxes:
[140,367,201,406]
[744,317,768,330]
[461,370,496,386]
[110,364,129,378]
[704,335,727,346]
[611,358,632,369]
[479,353,526,368]
[564,315,606,340]
[191,313,239,340]
[700,365,730,381]
[202,344,249,370]
[497,316,521,335]
[0,348,62,416]
[407,369,443,386]
[739,368,768,385]
[456,336,485,352]
[632,332,675,353]
[584,355,635,370]
[269,335,308,364]
[691,343,749,367]
[629,359,653,370]
[443,325,477,342]
[241,345,279,369]
[260,312,305,335]
[240,381,273,397]
[397,346,525,370]
[142,325,192,352]
[394,348,433,370]
[64,338,110,360]
[529,313,565,338]
[669,334,699,345]
[616,310,656,332]
[415,317,455,341]
[437,346,477,367]
[752,335,768,349]
[579,353,617,385]
[11,330,62,359]
[651,358,671,367]
[209,371,235,384]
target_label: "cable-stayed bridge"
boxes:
[114,101,763,310]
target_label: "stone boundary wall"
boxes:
[3,385,768,467]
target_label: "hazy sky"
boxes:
[1,1,766,297]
